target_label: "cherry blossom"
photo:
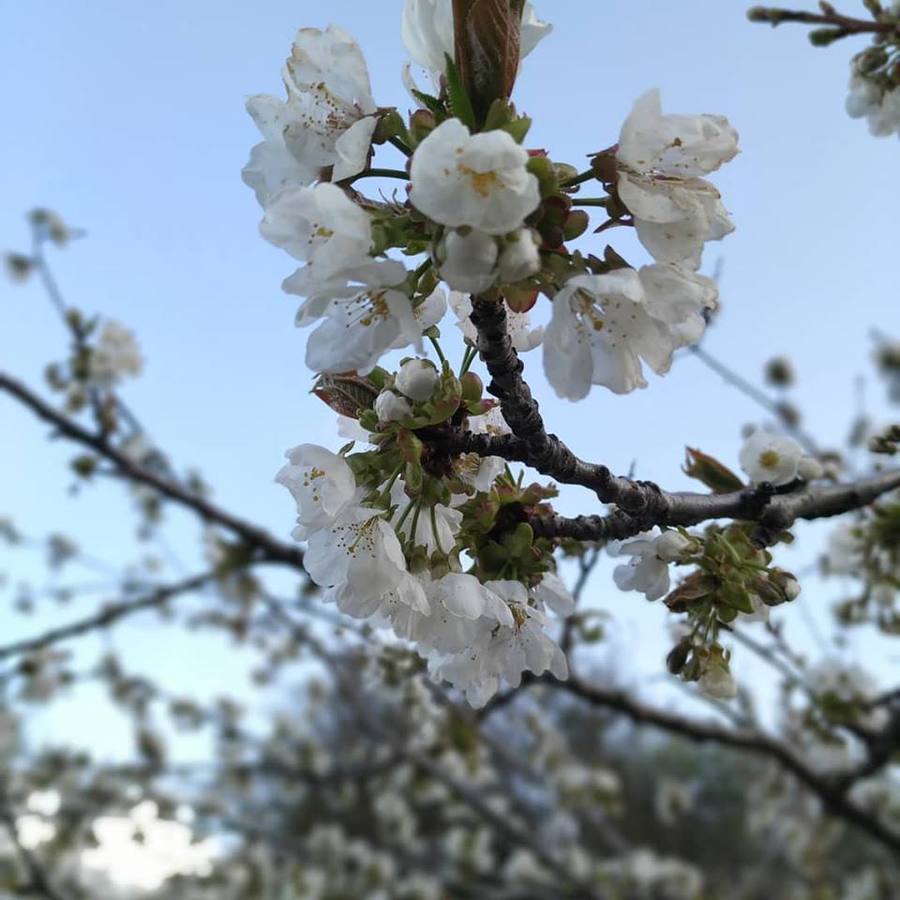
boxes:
[611,529,690,601]
[275,444,359,540]
[88,320,143,387]
[739,430,803,486]
[616,90,738,267]
[242,26,378,206]
[543,267,714,399]
[409,119,541,235]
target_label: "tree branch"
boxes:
[486,673,900,856]
[0,572,217,662]
[0,372,305,570]
[461,298,900,543]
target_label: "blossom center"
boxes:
[458,164,504,198]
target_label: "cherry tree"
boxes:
[0,1,898,897]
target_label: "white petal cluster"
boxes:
[437,227,542,294]
[738,430,803,486]
[846,70,900,140]
[410,119,541,235]
[611,529,692,601]
[243,25,378,206]
[88,320,144,388]
[430,581,568,708]
[617,90,739,269]
[543,265,717,398]
[277,445,570,707]
[260,182,433,374]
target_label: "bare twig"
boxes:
[0,571,216,662]
[0,372,305,571]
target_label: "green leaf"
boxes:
[444,53,478,130]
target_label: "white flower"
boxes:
[288,259,421,375]
[433,587,568,708]
[88,321,144,387]
[337,415,373,443]
[438,229,499,294]
[467,405,512,436]
[739,430,803,486]
[655,530,693,562]
[825,521,865,576]
[533,571,575,617]
[543,266,714,399]
[450,292,544,353]
[275,444,359,540]
[611,530,679,601]
[391,573,512,653]
[410,119,541,235]
[401,0,552,81]
[617,90,738,267]
[698,664,737,700]
[846,68,900,138]
[453,454,506,493]
[306,505,419,618]
[375,390,413,423]
[306,289,422,375]
[260,182,372,275]
[392,287,448,349]
[242,26,377,205]
[395,359,440,402]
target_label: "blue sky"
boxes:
[1,1,896,756]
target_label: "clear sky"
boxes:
[1,1,896,758]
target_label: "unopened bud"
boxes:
[375,390,413,423]
[563,209,590,241]
[409,109,436,143]
[4,253,33,283]
[764,356,794,387]
[396,359,440,402]
[460,371,484,405]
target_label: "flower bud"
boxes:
[409,109,436,142]
[438,229,499,294]
[655,530,693,563]
[460,371,484,405]
[769,568,801,602]
[764,356,794,387]
[797,456,825,481]
[374,390,413,423]
[563,209,590,241]
[4,253,33,283]
[497,229,541,284]
[395,359,440,402]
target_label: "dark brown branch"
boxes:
[0,572,216,662]
[748,5,900,35]
[462,298,900,542]
[0,372,305,571]
[485,673,900,856]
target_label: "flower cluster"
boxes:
[846,42,900,140]
[276,383,571,706]
[244,2,743,704]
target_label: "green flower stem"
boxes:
[428,335,447,366]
